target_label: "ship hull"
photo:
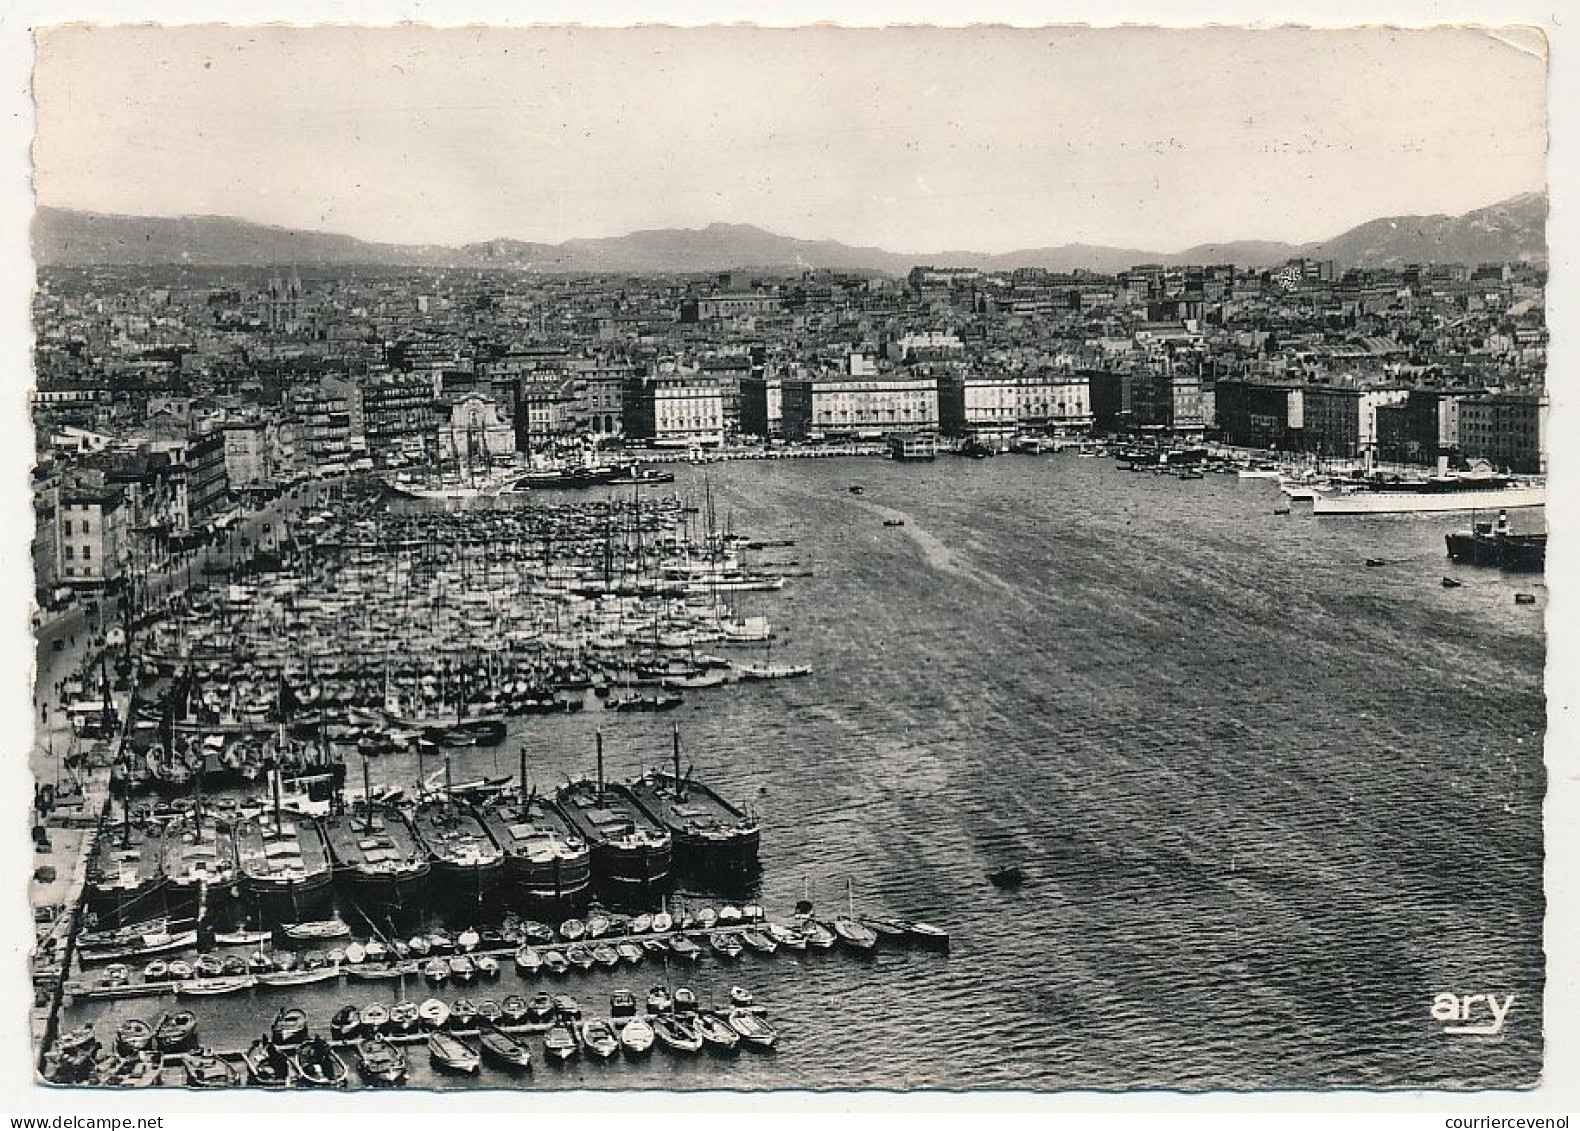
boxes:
[670,828,762,881]
[505,855,593,901]
[338,866,432,908]
[1313,484,1545,515]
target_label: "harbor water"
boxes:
[66,454,1546,1090]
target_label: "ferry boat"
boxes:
[622,728,760,879]
[554,734,672,888]
[472,770,593,902]
[321,794,431,908]
[232,805,334,901]
[410,795,506,902]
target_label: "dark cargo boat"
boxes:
[1445,510,1546,572]
[411,774,505,903]
[323,781,432,908]
[623,727,760,879]
[160,810,239,917]
[554,733,672,888]
[233,768,334,901]
[473,751,592,901]
[85,807,167,928]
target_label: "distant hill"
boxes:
[33,192,1546,274]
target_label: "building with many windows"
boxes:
[55,482,126,588]
[780,369,939,442]
[624,368,726,448]
[1458,387,1547,474]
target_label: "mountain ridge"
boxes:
[32,192,1547,274]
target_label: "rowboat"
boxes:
[739,929,777,955]
[475,955,500,979]
[650,912,673,934]
[559,918,586,942]
[543,1024,578,1063]
[422,957,449,984]
[619,1016,656,1056]
[362,1003,390,1035]
[668,936,702,961]
[242,1038,294,1087]
[552,994,582,1020]
[418,998,451,1029]
[355,1037,407,1086]
[695,1011,740,1053]
[427,1031,480,1074]
[592,945,621,969]
[155,1011,199,1053]
[214,929,271,947]
[831,916,878,953]
[542,950,570,975]
[672,987,698,1014]
[526,991,555,1020]
[256,966,340,988]
[729,986,756,1008]
[651,1014,703,1054]
[180,975,256,996]
[727,1008,777,1049]
[388,1001,420,1034]
[329,1005,362,1042]
[646,986,672,1015]
[447,954,477,983]
[450,999,478,1031]
[347,961,418,982]
[343,942,367,965]
[282,918,351,941]
[293,1037,349,1088]
[456,927,481,953]
[799,919,836,949]
[581,1017,620,1059]
[616,942,644,965]
[515,946,542,975]
[476,1023,533,1072]
[476,998,502,1025]
[115,1018,155,1056]
[181,1050,240,1088]
[270,1007,308,1047]
[709,932,744,960]
[566,944,595,971]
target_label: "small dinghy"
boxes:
[515,946,543,975]
[542,950,570,975]
[388,1001,420,1034]
[616,942,644,965]
[115,1018,155,1056]
[155,1011,199,1053]
[501,994,531,1024]
[361,1003,390,1035]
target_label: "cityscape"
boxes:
[21,22,1550,1100]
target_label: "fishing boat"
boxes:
[554,734,673,887]
[581,1017,621,1060]
[78,925,197,966]
[668,935,703,961]
[515,946,543,975]
[362,1003,390,1035]
[450,998,479,1031]
[566,944,596,971]
[695,1011,741,1054]
[727,1008,778,1049]
[476,1023,534,1072]
[473,767,594,901]
[542,950,570,975]
[181,1049,241,1088]
[154,1010,199,1054]
[448,954,478,983]
[543,1024,579,1063]
[321,789,431,908]
[293,1037,349,1088]
[242,1037,295,1088]
[355,1036,408,1086]
[622,727,761,879]
[410,792,506,903]
[651,1014,703,1054]
[270,1007,308,1047]
[672,987,698,1014]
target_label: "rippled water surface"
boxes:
[70,455,1547,1090]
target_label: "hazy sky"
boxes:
[32,25,1547,254]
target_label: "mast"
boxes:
[519,744,528,796]
[672,723,683,797]
[272,763,284,835]
[595,729,604,800]
[362,756,373,830]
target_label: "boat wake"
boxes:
[857,500,1017,597]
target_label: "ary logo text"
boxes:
[1431,992,1515,1036]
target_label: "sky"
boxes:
[31,24,1548,255]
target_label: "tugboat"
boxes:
[322,762,431,907]
[473,753,593,902]
[622,726,761,880]
[1446,509,1547,572]
[554,733,672,888]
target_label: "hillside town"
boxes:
[30,256,1547,604]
